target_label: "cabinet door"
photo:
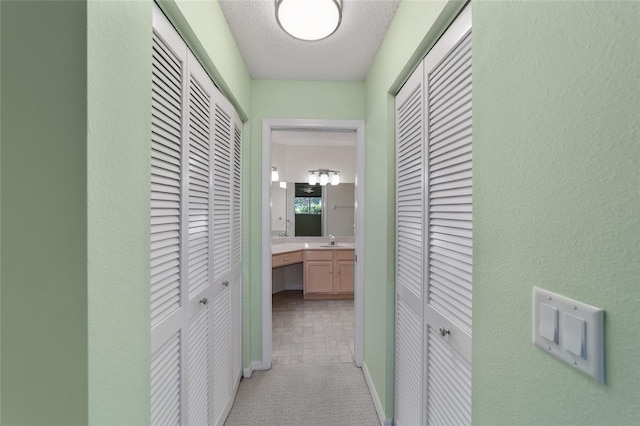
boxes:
[304,261,334,294]
[335,260,354,293]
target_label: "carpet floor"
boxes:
[224,363,379,426]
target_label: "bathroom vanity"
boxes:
[271,243,354,299]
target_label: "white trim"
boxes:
[261,118,365,369]
[242,360,268,379]
[362,362,393,426]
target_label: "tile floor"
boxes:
[272,290,355,365]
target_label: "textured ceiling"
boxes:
[218,0,400,81]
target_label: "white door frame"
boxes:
[261,118,365,369]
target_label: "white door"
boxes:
[211,91,235,426]
[231,121,243,382]
[184,49,216,425]
[150,6,242,425]
[395,60,426,426]
[423,5,473,425]
[150,8,188,424]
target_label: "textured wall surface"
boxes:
[1,1,88,423]
[472,1,640,424]
[87,1,152,424]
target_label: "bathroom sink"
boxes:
[319,244,341,248]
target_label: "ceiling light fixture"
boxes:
[308,169,340,186]
[275,0,342,41]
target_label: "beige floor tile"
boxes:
[273,290,355,365]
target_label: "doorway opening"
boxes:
[261,119,365,370]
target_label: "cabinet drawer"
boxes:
[335,250,355,261]
[272,251,303,268]
[304,250,334,261]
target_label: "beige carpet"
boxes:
[224,363,379,426]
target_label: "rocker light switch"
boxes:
[564,314,586,358]
[533,287,605,384]
[539,303,558,343]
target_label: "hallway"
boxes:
[223,291,370,425]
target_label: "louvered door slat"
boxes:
[395,296,422,426]
[151,331,182,426]
[212,288,231,425]
[395,61,425,426]
[427,28,473,340]
[426,327,472,426]
[213,105,232,280]
[186,74,211,300]
[422,6,473,425]
[232,125,242,267]
[187,307,210,425]
[151,32,183,330]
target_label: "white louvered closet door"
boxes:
[424,5,472,426]
[231,120,243,382]
[150,7,188,425]
[184,50,216,426]
[211,90,235,426]
[395,60,425,426]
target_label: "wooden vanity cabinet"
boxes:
[303,249,354,299]
[335,250,355,294]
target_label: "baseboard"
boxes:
[362,361,393,426]
[242,360,270,378]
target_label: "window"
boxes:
[294,197,322,214]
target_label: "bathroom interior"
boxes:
[270,129,357,365]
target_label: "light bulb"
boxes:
[319,172,329,186]
[309,172,317,185]
[331,172,339,185]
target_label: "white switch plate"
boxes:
[533,287,605,383]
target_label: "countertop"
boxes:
[272,242,355,255]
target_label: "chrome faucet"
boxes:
[329,234,335,245]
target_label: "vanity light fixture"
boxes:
[271,166,280,182]
[275,0,343,41]
[308,169,340,186]
[331,171,340,186]
[308,172,318,186]
[319,172,329,186]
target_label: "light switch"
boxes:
[539,303,558,343]
[533,287,605,384]
[564,314,586,358]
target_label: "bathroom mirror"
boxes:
[271,130,356,238]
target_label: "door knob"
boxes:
[439,327,450,337]
[199,297,208,305]
[222,280,229,287]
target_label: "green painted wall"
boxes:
[1,1,88,424]
[362,0,464,417]
[159,0,251,118]
[2,0,251,424]
[472,1,640,424]
[87,0,152,424]
[248,80,365,362]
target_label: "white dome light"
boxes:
[276,0,342,41]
